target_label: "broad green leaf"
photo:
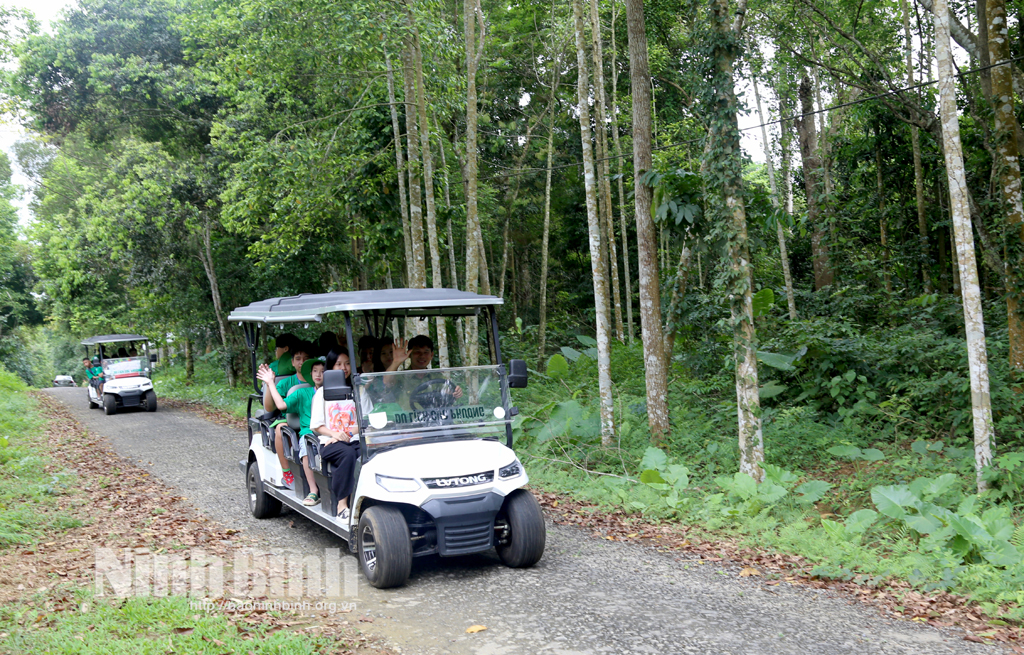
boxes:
[925,473,958,498]
[762,464,799,486]
[751,287,775,317]
[640,447,668,472]
[795,480,832,504]
[759,380,788,400]
[904,514,940,534]
[665,464,690,490]
[731,472,758,500]
[535,400,584,442]
[827,445,862,460]
[574,334,597,347]
[545,354,569,379]
[871,485,918,520]
[757,480,788,503]
[821,518,846,541]
[756,350,797,371]
[947,514,992,546]
[910,440,930,456]
[639,469,666,485]
[982,540,1022,567]
[859,448,885,462]
[560,346,582,362]
[845,509,878,534]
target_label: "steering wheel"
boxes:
[409,378,456,411]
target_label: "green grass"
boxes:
[0,593,351,654]
[151,362,250,418]
[0,367,81,548]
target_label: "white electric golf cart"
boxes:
[230,289,545,588]
[81,334,157,415]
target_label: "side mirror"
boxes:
[323,369,352,400]
[507,359,528,388]
[149,354,158,363]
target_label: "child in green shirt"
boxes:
[258,358,324,505]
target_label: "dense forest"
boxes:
[6,0,1024,606]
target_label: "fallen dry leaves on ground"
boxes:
[0,393,392,655]
[535,490,1024,650]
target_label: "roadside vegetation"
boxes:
[0,367,373,655]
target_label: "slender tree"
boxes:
[609,0,633,342]
[934,0,995,492]
[796,75,833,289]
[708,0,764,480]
[385,52,413,288]
[752,77,797,319]
[464,0,485,365]
[900,0,932,292]
[624,0,670,443]
[574,0,615,445]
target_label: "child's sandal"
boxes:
[303,492,320,506]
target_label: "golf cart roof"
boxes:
[81,334,149,345]
[228,289,503,324]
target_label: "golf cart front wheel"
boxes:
[496,489,546,568]
[357,506,412,589]
[247,461,281,519]
[103,394,117,415]
[144,390,157,412]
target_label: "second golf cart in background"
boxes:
[230,289,546,588]
[81,334,157,415]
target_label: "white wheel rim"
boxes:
[361,525,377,572]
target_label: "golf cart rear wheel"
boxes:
[88,394,98,410]
[247,461,281,519]
[357,506,412,589]
[103,394,117,415]
[144,390,157,412]
[496,489,546,568]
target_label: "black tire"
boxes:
[247,461,281,519]
[103,394,117,415]
[357,506,412,589]
[88,394,98,410]
[144,390,158,412]
[496,489,546,568]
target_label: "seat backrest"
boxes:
[323,369,352,401]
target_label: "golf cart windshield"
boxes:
[358,366,509,451]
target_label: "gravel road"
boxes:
[44,386,997,654]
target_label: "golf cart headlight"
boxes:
[499,460,522,479]
[375,474,421,493]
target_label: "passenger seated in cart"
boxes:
[356,335,376,373]
[311,349,360,520]
[257,358,324,503]
[84,357,104,395]
[261,344,312,486]
[373,336,395,372]
[384,336,463,401]
[268,332,298,375]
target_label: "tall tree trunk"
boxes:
[196,216,234,387]
[410,18,450,367]
[574,0,615,445]
[625,0,670,444]
[901,0,933,292]
[753,78,797,319]
[588,0,624,343]
[435,111,468,365]
[934,0,995,492]
[710,0,764,482]
[797,75,834,289]
[385,52,413,286]
[402,43,428,338]
[464,0,485,366]
[538,65,559,369]
[609,0,633,343]
[986,0,1024,372]
[876,140,893,294]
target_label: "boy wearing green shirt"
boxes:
[83,357,104,394]
[258,358,324,505]
[259,345,311,487]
